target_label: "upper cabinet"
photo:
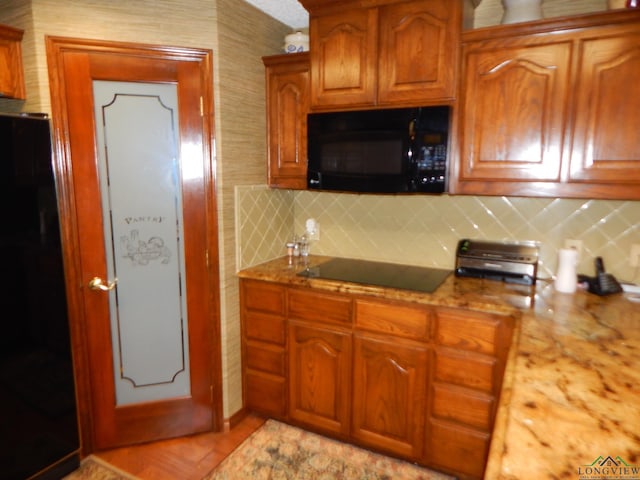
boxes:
[0,24,26,100]
[300,0,461,110]
[263,53,309,189]
[569,22,640,189]
[452,10,640,199]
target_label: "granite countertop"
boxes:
[238,255,640,478]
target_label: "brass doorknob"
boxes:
[88,276,117,291]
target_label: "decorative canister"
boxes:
[501,0,543,24]
[283,32,309,53]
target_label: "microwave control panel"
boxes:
[412,136,447,189]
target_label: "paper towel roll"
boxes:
[554,248,578,293]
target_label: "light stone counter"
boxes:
[238,255,640,479]
[485,273,640,479]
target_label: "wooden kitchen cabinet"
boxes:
[302,0,460,110]
[240,278,515,479]
[456,36,571,184]
[287,287,352,436]
[0,24,26,100]
[288,320,352,436]
[427,307,515,479]
[352,333,428,459]
[568,24,640,187]
[453,10,640,200]
[240,280,287,418]
[308,7,377,108]
[352,297,431,458]
[263,53,309,189]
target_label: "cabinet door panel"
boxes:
[426,419,490,479]
[431,382,493,431]
[355,298,431,340]
[264,53,309,189]
[245,341,285,376]
[244,371,286,417]
[433,347,496,393]
[352,334,427,459]
[435,308,500,355]
[242,280,285,315]
[378,0,458,104]
[0,25,26,99]
[310,8,378,108]
[288,321,351,435]
[458,39,572,182]
[569,29,640,183]
[243,311,286,345]
[289,288,352,326]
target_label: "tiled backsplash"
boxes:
[237,185,640,284]
[236,185,295,267]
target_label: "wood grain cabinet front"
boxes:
[263,53,309,189]
[352,333,428,459]
[453,11,640,200]
[287,287,353,435]
[303,0,461,110]
[239,279,516,480]
[568,23,640,189]
[426,307,515,479]
[0,24,26,100]
[456,36,572,186]
[355,298,432,341]
[288,319,352,437]
[240,280,287,418]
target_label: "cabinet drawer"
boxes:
[244,311,285,345]
[244,371,286,417]
[242,280,285,315]
[245,342,285,376]
[288,289,352,325]
[355,299,431,340]
[431,383,493,431]
[426,419,490,479]
[433,348,496,393]
[435,308,501,355]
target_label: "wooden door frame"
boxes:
[46,36,223,455]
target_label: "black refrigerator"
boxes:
[0,113,80,479]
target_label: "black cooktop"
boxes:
[297,258,451,293]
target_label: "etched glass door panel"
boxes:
[93,81,190,406]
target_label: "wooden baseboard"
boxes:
[223,407,250,432]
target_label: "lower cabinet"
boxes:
[426,419,491,479]
[240,279,516,479]
[288,320,352,436]
[240,280,287,418]
[352,333,428,459]
[428,307,514,478]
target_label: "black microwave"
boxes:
[307,106,450,194]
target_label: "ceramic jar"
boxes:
[501,0,543,24]
[283,32,309,53]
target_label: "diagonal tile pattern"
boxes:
[236,186,640,283]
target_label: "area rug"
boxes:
[63,455,138,480]
[205,419,454,480]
